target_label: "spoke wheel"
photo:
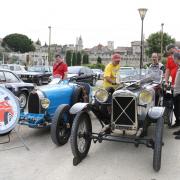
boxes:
[51,104,71,146]
[70,111,92,166]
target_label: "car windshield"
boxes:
[68,67,80,74]
[122,69,163,84]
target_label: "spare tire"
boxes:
[72,87,84,105]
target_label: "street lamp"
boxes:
[160,23,164,58]
[48,26,51,65]
[138,8,147,69]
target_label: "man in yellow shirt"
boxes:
[103,53,121,88]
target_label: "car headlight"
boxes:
[139,90,153,104]
[94,89,109,103]
[41,98,50,109]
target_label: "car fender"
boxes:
[69,103,89,114]
[147,107,165,122]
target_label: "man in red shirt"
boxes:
[53,54,68,80]
[165,44,179,127]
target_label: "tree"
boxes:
[77,51,82,65]
[72,52,77,66]
[82,54,89,64]
[2,33,35,53]
[146,32,175,57]
[65,50,72,66]
[97,56,102,64]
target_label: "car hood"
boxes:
[19,72,47,76]
[2,82,34,88]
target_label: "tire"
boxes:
[163,108,173,128]
[51,104,71,146]
[70,111,92,166]
[153,117,164,172]
[72,87,83,105]
[18,92,27,108]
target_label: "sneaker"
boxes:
[173,130,180,135]
[175,135,180,139]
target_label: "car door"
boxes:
[85,67,93,83]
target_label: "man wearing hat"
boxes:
[172,52,180,138]
[103,53,121,88]
[53,54,68,80]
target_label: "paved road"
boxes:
[1,80,180,180]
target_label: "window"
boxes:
[4,72,19,83]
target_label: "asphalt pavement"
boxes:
[1,80,180,180]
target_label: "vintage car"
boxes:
[69,69,166,171]
[19,78,92,146]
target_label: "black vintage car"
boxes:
[19,66,52,85]
[69,69,166,171]
[68,66,97,86]
[0,69,34,108]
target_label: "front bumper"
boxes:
[19,112,50,128]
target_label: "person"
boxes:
[172,52,180,139]
[149,52,164,72]
[164,44,179,127]
[53,54,68,80]
[103,53,121,89]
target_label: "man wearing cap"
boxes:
[165,44,179,127]
[103,53,121,88]
[53,54,68,80]
[172,52,180,138]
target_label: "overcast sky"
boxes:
[1,0,179,48]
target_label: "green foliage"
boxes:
[85,63,105,70]
[82,54,89,64]
[2,33,35,53]
[77,51,82,65]
[65,50,72,66]
[97,56,102,64]
[72,52,77,66]
[146,32,175,57]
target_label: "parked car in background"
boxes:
[92,69,104,80]
[0,64,27,76]
[68,66,97,86]
[0,69,34,108]
[19,66,52,85]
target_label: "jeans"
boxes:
[173,94,180,124]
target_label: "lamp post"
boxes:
[138,8,147,69]
[160,23,164,58]
[48,26,51,65]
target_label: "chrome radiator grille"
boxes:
[28,92,40,113]
[112,96,136,126]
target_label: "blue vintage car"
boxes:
[19,78,92,146]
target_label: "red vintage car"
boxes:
[0,100,14,125]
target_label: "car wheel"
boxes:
[70,111,92,166]
[72,87,83,105]
[163,107,173,128]
[18,92,27,109]
[153,116,164,172]
[51,104,71,146]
